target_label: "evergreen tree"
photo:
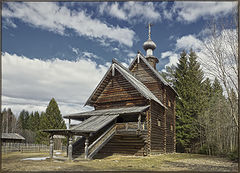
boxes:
[33,111,40,131]
[28,112,34,131]
[160,65,176,86]
[18,110,30,130]
[212,78,223,96]
[175,50,204,152]
[37,98,66,144]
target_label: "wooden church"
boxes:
[44,25,177,160]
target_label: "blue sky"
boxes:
[2,1,237,117]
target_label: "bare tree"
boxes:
[199,12,238,127]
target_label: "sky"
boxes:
[2,1,237,119]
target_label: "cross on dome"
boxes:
[143,23,156,55]
[148,23,152,40]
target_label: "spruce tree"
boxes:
[17,110,30,130]
[175,50,204,152]
[28,112,34,131]
[37,98,66,144]
[33,111,40,131]
[212,78,223,96]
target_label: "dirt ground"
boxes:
[1,151,238,172]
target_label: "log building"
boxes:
[44,25,177,160]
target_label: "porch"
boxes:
[44,122,147,161]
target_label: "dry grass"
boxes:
[2,152,238,172]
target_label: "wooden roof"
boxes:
[129,52,178,96]
[69,114,119,133]
[1,133,25,140]
[85,59,166,108]
[64,105,150,119]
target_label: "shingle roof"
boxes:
[1,133,25,140]
[85,58,166,108]
[69,114,119,133]
[129,51,178,96]
[64,105,150,119]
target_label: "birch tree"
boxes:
[199,14,238,127]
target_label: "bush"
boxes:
[228,149,238,162]
[198,144,208,155]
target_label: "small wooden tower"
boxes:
[45,25,177,160]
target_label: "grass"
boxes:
[2,152,238,172]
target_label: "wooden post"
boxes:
[85,136,89,159]
[68,135,73,161]
[138,114,141,131]
[49,135,54,160]
[68,118,71,129]
[67,135,69,156]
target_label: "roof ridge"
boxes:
[112,58,132,74]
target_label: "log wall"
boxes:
[130,60,176,153]
[149,100,165,154]
[165,87,176,153]
[130,61,164,103]
[94,71,147,110]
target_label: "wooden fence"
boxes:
[2,143,49,153]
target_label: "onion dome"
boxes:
[143,38,157,51]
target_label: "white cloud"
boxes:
[176,35,203,51]
[127,52,136,58]
[2,52,109,116]
[72,47,79,55]
[3,2,135,47]
[3,18,17,28]
[173,2,236,23]
[82,51,100,59]
[112,47,120,53]
[161,51,179,69]
[99,2,161,23]
[100,2,127,20]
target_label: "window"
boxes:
[168,100,171,107]
[157,119,161,126]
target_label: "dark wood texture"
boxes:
[130,59,176,154]
[130,60,164,103]
[94,71,147,110]
[150,100,165,153]
[95,134,146,158]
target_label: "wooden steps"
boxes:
[94,134,147,158]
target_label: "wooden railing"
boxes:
[87,124,116,159]
[86,122,147,159]
[116,122,147,132]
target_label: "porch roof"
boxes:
[69,114,119,133]
[43,114,119,134]
[64,105,150,120]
